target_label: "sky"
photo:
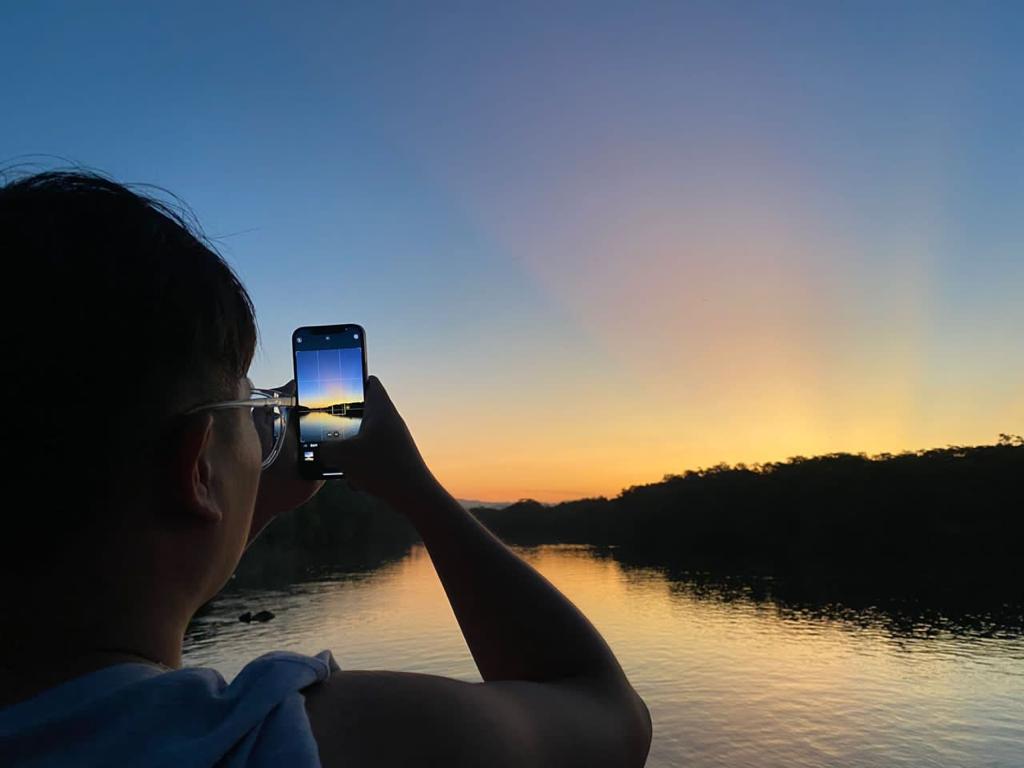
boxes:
[3,1,1022,502]
[296,347,365,409]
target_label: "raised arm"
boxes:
[304,376,651,767]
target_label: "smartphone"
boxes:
[292,324,368,480]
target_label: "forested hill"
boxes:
[474,436,1023,603]
[238,436,1023,604]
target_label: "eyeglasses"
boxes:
[183,388,297,470]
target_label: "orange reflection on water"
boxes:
[186,545,1024,767]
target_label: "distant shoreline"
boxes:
[238,436,1024,612]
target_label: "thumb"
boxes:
[362,375,397,424]
[364,374,389,405]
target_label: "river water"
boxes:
[184,544,1024,767]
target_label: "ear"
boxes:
[175,412,223,524]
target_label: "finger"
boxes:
[363,375,397,422]
[284,406,300,442]
[358,376,380,426]
[365,375,387,401]
[270,379,296,395]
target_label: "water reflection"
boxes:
[186,545,1024,768]
[298,411,361,441]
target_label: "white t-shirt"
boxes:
[0,649,337,767]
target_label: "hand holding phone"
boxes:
[315,375,438,506]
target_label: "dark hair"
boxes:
[0,169,258,539]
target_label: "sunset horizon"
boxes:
[5,2,1019,503]
[443,430,1021,504]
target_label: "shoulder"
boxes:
[303,670,651,768]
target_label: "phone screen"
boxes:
[292,324,367,479]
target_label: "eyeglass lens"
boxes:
[250,394,284,464]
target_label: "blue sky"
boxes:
[3,1,1022,500]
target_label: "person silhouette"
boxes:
[0,170,651,767]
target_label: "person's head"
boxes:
[0,169,263,641]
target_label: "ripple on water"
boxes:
[184,545,1024,768]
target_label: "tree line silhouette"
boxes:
[237,436,1023,615]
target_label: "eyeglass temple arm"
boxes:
[184,394,297,414]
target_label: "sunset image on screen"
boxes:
[295,346,365,443]
[296,348,364,410]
